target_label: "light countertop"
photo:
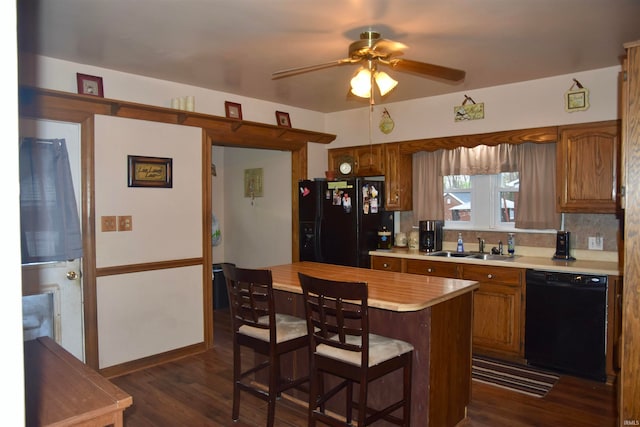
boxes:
[369,248,621,276]
[268,261,479,312]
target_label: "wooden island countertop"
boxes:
[265,262,479,427]
[269,261,479,312]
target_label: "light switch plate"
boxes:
[118,215,132,231]
[101,216,117,232]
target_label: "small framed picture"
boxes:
[127,155,173,188]
[276,111,291,128]
[565,88,589,112]
[225,101,243,120]
[76,73,104,97]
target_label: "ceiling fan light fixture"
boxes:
[350,68,372,98]
[350,67,399,98]
[374,71,398,96]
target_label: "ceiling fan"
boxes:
[271,30,466,88]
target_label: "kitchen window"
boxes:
[414,143,559,231]
[443,172,519,230]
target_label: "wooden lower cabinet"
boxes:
[372,256,525,358]
[405,258,460,278]
[461,265,524,358]
[371,255,403,272]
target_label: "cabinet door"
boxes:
[328,148,355,178]
[384,143,413,211]
[371,256,402,272]
[354,145,384,176]
[462,264,523,357]
[471,282,522,356]
[405,259,459,278]
[557,121,619,213]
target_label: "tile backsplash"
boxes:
[399,211,622,254]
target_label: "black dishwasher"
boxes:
[525,269,607,382]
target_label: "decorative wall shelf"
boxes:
[18,86,336,151]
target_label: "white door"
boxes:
[19,118,85,361]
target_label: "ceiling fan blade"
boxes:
[389,58,466,81]
[371,38,407,55]
[272,58,359,80]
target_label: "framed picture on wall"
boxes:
[225,101,243,120]
[565,88,590,112]
[127,155,173,188]
[275,111,291,127]
[76,73,104,97]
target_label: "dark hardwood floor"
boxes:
[111,309,617,426]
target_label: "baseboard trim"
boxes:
[100,342,206,379]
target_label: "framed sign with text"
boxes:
[128,155,173,188]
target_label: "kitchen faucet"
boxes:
[477,237,485,253]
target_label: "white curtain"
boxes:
[19,138,82,263]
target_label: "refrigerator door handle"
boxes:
[315,218,324,262]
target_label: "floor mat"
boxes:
[472,355,559,398]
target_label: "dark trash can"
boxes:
[213,263,234,310]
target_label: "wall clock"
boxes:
[337,155,354,177]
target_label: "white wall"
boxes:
[94,116,204,367]
[305,66,621,179]
[97,267,203,368]
[223,147,293,269]
[19,54,327,133]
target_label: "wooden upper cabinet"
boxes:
[556,120,620,213]
[328,143,412,211]
[328,145,384,178]
[384,143,413,211]
[328,147,355,178]
[354,144,384,176]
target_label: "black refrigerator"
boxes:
[299,178,393,268]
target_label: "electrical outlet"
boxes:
[588,236,603,250]
[118,215,133,231]
[101,216,117,232]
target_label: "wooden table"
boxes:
[267,262,479,427]
[24,336,133,427]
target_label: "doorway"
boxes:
[19,118,85,361]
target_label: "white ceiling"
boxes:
[17,0,640,113]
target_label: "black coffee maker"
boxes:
[553,230,576,260]
[419,220,444,252]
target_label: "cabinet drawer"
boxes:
[371,256,402,272]
[462,264,522,284]
[406,259,458,278]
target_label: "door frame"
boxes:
[18,109,99,368]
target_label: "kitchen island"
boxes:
[267,261,479,427]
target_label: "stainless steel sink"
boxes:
[427,251,472,258]
[427,251,518,261]
[467,253,519,261]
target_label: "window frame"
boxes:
[443,173,518,231]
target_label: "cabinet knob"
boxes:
[487,274,493,279]
[383,263,389,268]
[427,268,434,273]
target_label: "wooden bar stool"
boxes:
[298,273,414,426]
[223,265,309,427]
